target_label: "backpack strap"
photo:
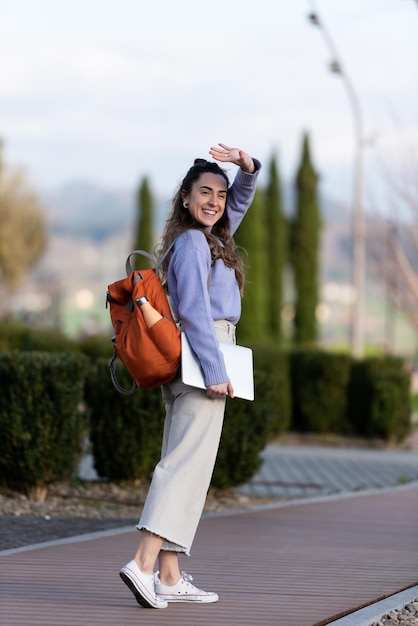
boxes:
[155,240,177,276]
[108,351,138,396]
[125,240,178,277]
[125,250,156,276]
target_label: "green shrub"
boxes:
[84,359,165,482]
[0,320,27,351]
[212,346,291,489]
[212,404,263,488]
[0,352,88,500]
[0,319,80,353]
[347,356,411,441]
[252,345,292,438]
[79,334,113,359]
[212,377,269,489]
[290,350,353,433]
[85,347,291,490]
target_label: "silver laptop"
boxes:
[181,333,254,401]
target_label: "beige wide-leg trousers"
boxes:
[137,320,235,555]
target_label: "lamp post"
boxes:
[308,5,365,358]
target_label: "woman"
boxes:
[120,143,261,608]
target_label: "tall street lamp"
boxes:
[308,5,365,358]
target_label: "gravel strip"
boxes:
[0,480,285,551]
[372,599,418,626]
[0,515,140,551]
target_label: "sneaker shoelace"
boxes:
[181,572,203,591]
[155,571,203,593]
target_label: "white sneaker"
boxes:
[155,571,219,603]
[119,560,168,609]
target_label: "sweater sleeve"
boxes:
[227,158,262,235]
[170,230,229,386]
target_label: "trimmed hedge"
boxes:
[290,350,353,434]
[212,346,291,488]
[0,351,88,499]
[85,346,292,489]
[84,359,165,482]
[0,319,111,358]
[347,356,411,441]
[0,320,80,353]
[79,334,113,359]
[212,371,274,489]
[252,346,292,439]
[0,334,412,497]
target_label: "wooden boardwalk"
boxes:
[1,485,418,626]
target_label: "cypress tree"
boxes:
[265,154,286,345]
[132,177,154,268]
[291,133,321,344]
[235,188,269,344]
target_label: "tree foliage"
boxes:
[265,154,286,345]
[235,189,269,344]
[132,176,154,268]
[0,144,47,293]
[291,133,322,344]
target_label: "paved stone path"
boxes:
[237,444,418,499]
[80,444,418,500]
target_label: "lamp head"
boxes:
[308,12,320,26]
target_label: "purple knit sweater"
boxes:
[168,160,261,386]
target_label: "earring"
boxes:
[183,202,189,209]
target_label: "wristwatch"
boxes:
[135,296,149,307]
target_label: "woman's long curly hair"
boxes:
[157,159,246,293]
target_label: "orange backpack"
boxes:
[106,247,181,394]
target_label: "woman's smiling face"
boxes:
[182,172,228,228]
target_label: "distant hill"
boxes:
[41,181,135,241]
[38,180,356,285]
[40,180,171,243]
[18,179,415,350]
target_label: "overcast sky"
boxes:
[1,0,417,206]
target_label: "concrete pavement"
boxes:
[237,443,418,499]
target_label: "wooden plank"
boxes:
[1,486,418,626]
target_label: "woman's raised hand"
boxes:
[209,143,255,174]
